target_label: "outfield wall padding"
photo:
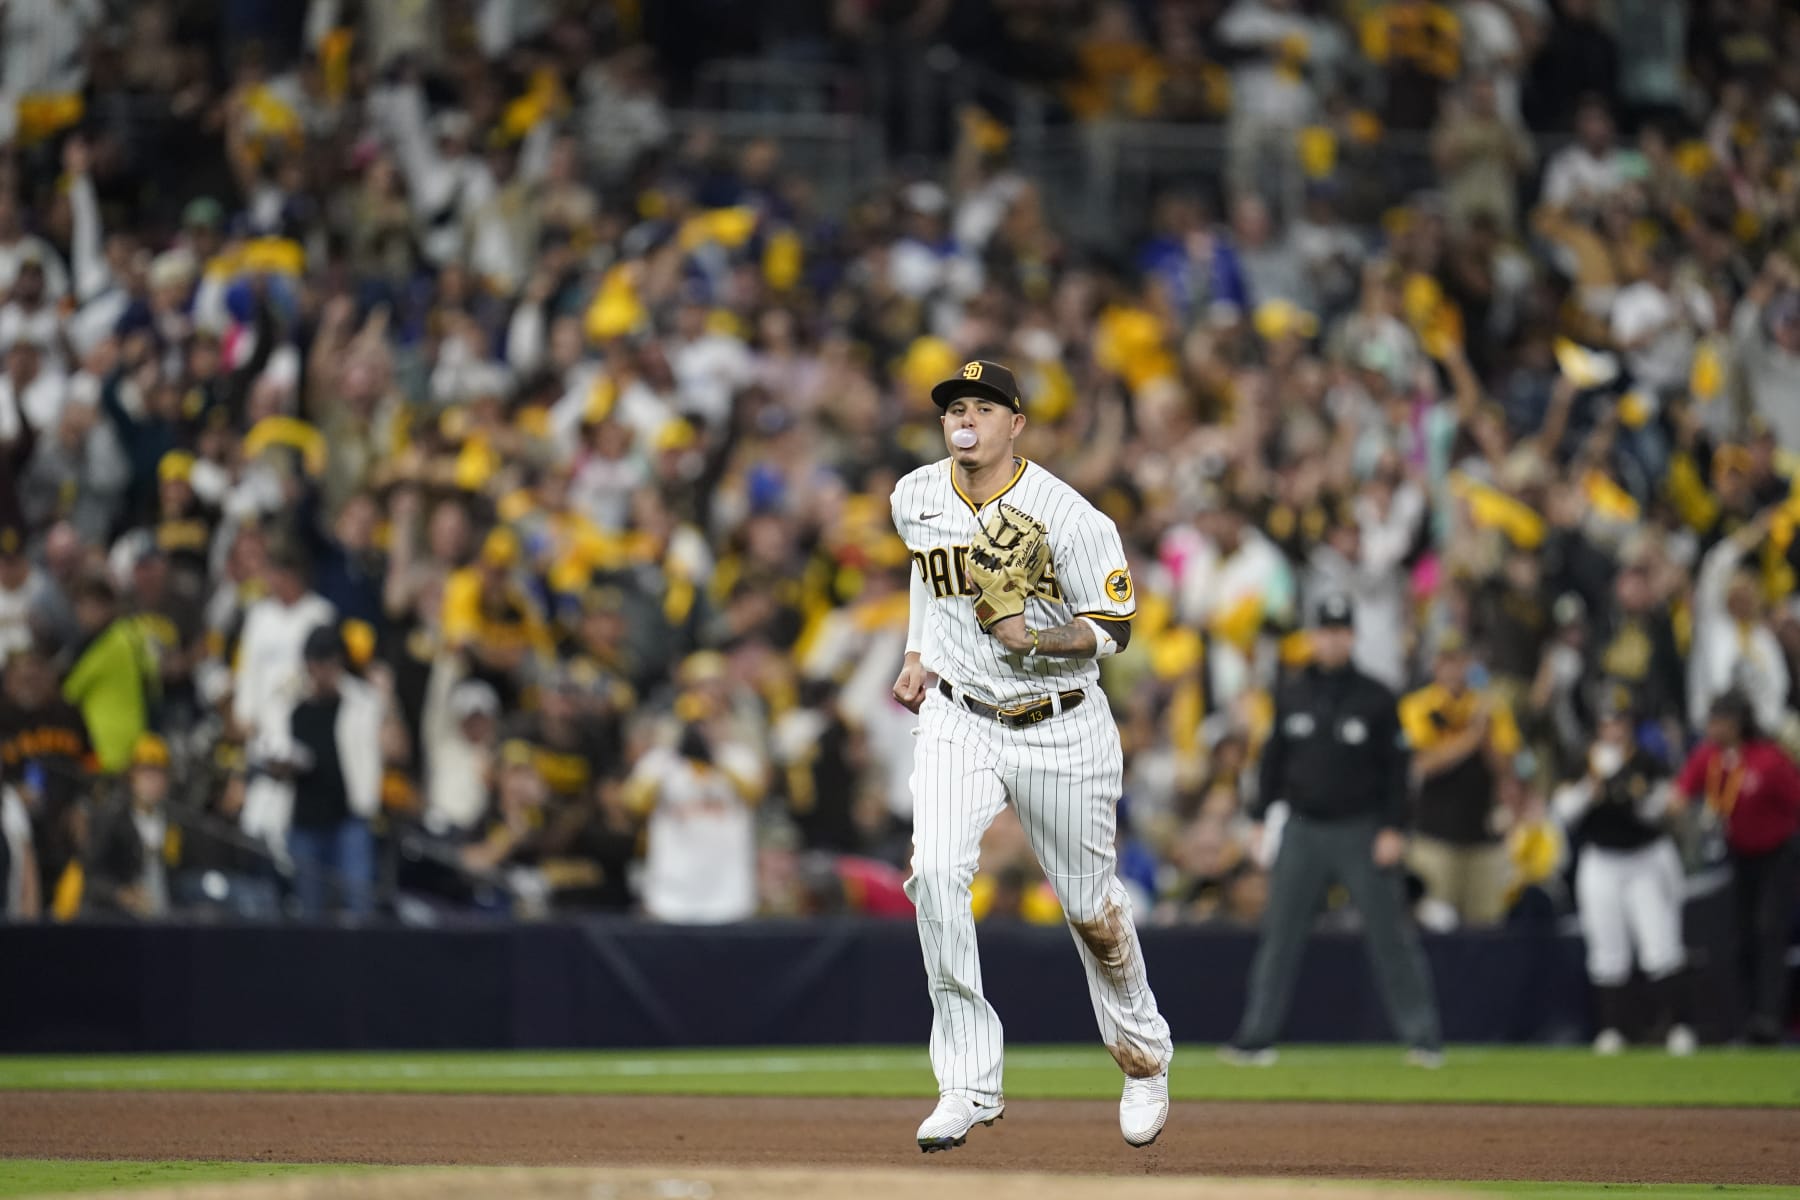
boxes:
[0,897,1753,1052]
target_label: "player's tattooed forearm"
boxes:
[1032,621,1097,658]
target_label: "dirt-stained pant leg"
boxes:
[1005,698,1173,1078]
[905,692,1011,1104]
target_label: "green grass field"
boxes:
[0,1162,366,1198]
[1,1044,1795,1107]
[2,1162,1798,1200]
[3,1046,1796,1198]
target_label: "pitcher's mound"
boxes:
[69,1167,1474,1200]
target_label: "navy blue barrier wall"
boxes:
[0,918,1623,1053]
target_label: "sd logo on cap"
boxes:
[932,359,1024,412]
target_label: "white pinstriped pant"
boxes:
[905,685,1173,1104]
[1575,838,1687,986]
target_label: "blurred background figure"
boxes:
[283,624,382,921]
[81,732,179,920]
[624,702,759,925]
[1401,630,1521,928]
[1551,695,1694,1055]
[1674,693,1800,1044]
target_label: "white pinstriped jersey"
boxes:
[891,457,1135,707]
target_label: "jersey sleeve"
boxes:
[1397,689,1439,750]
[1054,508,1136,623]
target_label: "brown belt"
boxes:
[938,679,1085,729]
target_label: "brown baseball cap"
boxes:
[931,359,1023,412]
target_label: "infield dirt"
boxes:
[3,1092,1798,1185]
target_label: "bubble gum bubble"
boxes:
[951,429,978,448]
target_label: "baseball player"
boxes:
[1550,694,1695,1055]
[890,359,1172,1153]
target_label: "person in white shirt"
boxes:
[1541,97,1631,215]
[1304,477,1423,691]
[0,192,70,301]
[0,540,54,660]
[231,540,336,853]
[1610,242,1711,399]
[1217,0,1335,198]
[626,717,759,925]
[0,338,66,440]
[419,667,498,836]
[1688,512,1790,738]
[1166,493,1298,709]
[0,255,70,375]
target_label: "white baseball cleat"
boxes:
[1120,1070,1169,1147]
[916,1095,1004,1153]
[1666,1024,1697,1056]
[1593,1028,1626,1056]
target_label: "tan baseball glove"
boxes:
[966,503,1049,632]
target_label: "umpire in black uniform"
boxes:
[1224,595,1444,1064]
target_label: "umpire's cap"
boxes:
[932,359,1024,413]
[1315,594,1355,628]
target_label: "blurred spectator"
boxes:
[421,670,500,838]
[1217,0,1335,198]
[1401,631,1521,927]
[0,768,24,918]
[1540,96,1631,216]
[1522,0,1619,132]
[625,715,758,925]
[1359,0,1462,132]
[81,733,179,920]
[1432,75,1534,234]
[0,641,92,913]
[1687,511,1790,736]
[1730,253,1800,454]
[60,572,152,775]
[21,383,128,547]
[0,530,59,658]
[284,625,382,920]
[1551,698,1695,1054]
[1673,691,1800,1044]
[233,540,334,852]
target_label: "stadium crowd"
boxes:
[0,0,1794,1033]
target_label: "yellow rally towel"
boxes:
[763,229,803,292]
[1690,341,1723,400]
[243,416,327,477]
[1553,337,1620,389]
[584,266,646,342]
[1210,591,1267,652]
[1297,125,1337,179]
[1449,473,1546,549]
[51,862,85,922]
[16,93,83,146]
[1583,470,1640,522]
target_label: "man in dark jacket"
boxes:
[83,733,179,919]
[1224,595,1443,1064]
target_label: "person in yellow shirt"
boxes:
[1400,630,1521,926]
[440,527,553,707]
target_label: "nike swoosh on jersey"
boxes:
[919,511,942,520]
